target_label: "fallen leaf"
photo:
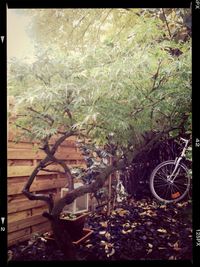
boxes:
[100,240,106,246]
[139,212,147,216]
[107,248,115,257]
[157,228,167,233]
[105,232,111,240]
[173,241,181,251]
[100,221,108,228]
[123,223,130,228]
[99,231,106,235]
[148,243,153,248]
[86,244,93,248]
[147,249,152,254]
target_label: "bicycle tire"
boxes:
[150,160,190,203]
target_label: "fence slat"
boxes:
[32,221,51,234]
[8,148,83,160]
[8,178,67,195]
[8,210,32,223]
[8,199,46,214]
[8,228,31,244]
[8,215,48,233]
[8,165,63,177]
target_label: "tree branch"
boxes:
[22,156,54,212]
[27,107,54,126]
[162,8,172,39]
[22,131,76,211]
[43,147,74,191]
[15,124,32,133]
[96,9,112,41]
[150,60,162,92]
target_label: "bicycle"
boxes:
[149,137,191,203]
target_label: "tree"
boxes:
[8,8,191,259]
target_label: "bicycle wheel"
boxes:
[150,160,190,203]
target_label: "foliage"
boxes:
[8,9,191,150]
[20,8,191,51]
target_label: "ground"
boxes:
[8,198,192,261]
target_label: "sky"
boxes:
[7,9,36,63]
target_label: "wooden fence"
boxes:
[7,133,86,246]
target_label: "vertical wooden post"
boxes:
[33,143,38,182]
[107,157,112,216]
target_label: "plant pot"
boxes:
[72,228,93,245]
[59,212,90,240]
[44,228,93,246]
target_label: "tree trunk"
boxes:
[51,218,77,260]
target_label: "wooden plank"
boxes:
[8,214,48,233]
[8,234,31,246]
[7,177,28,184]
[8,199,46,214]
[8,165,63,177]
[32,221,51,234]
[8,210,32,223]
[54,149,83,160]
[8,159,34,166]
[8,141,34,149]
[8,228,31,244]
[8,148,83,160]
[59,140,76,148]
[57,146,77,154]
[7,149,45,160]
[8,164,86,178]
[32,206,48,216]
[8,178,66,195]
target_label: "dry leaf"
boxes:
[100,221,108,228]
[99,231,106,235]
[173,241,181,251]
[160,205,167,209]
[148,243,153,248]
[107,248,115,257]
[139,211,147,216]
[100,240,106,246]
[147,249,152,254]
[157,228,167,233]
[86,244,93,248]
[105,232,111,240]
[121,229,132,234]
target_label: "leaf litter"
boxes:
[8,198,192,261]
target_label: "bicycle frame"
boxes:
[168,138,189,182]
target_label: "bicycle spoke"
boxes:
[156,171,168,181]
[173,181,188,191]
[164,184,171,200]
